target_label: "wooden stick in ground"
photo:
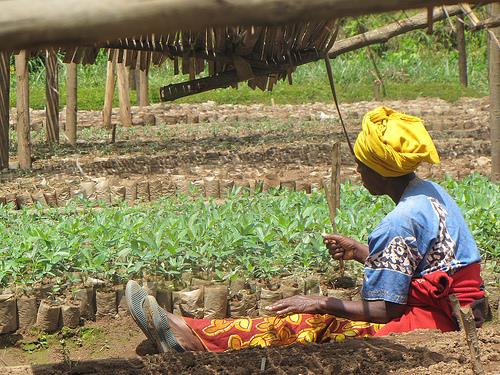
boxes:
[15,51,31,169]
[45,48,59,144]
[449,294,485,375]
[490,2,500,181]
[65,62,77,146]
[0,51,9,170]
[103,53,116,129]
[324,142,344,276]
[116,61,132,127]
[456,12,468,87]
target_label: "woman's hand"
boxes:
[265,295,327,315]
[322,234,369,264]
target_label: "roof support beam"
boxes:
[329,6,463,57]
[0,0,494,51]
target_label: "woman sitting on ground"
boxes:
[126,106,485,353]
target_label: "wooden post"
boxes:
[15,51,31,169]
[491,2,499,181]
[138,51,150,107]
[129,66,137,92]
[65,62,77,146]
[138,68,149,107]
[449,295,485,375]
[427,6,434,34]
[456,13,468,87]
[116,61,132,127]
[0,52,9,170]
[103,55,116,128]
[45,48,59,144]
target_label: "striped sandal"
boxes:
[125,280,154,342]
[144,295,185,353]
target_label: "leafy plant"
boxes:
[0,175,497,289]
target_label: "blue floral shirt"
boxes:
[362,176,481,305]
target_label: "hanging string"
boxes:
[323,56,355,157]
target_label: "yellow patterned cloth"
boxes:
[354,106,440,177]
[184,314,383,352]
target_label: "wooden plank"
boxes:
[0,51,9,169]
[45,48,59,144]
[15,51,31,169]
[0,0,494,51]
[65,62,77,145]
[116,61,132,127]
[103,53,116,129]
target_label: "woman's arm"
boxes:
[323,234,369,264]
[266,295,407,323]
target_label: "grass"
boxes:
[7,15,489,110]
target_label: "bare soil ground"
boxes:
[1,97,492,197]
[1,317,499,374]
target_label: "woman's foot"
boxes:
[144,295,206,352]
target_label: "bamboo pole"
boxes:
[0,0,494,51]
[65,62,77,146]
[0,52,9,170]
[103,54,116,129]
[116,61,132,127]
[456,13,469,87]
[45,48,59,144]
[490,2,499,181]
[15,51,31,169]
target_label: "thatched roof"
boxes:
[56,21,338,100]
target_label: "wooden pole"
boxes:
[15,51,31,169]
[65,62,77,146]
[129,66,138,92]
[427,6,434,34]
[456,13,469,87]
[45,48,59,144]
[461,3,500,48]
[0,52,9,170]
[490,2,499,181]
[138,52,149,108]
[116,61,132,127]
[103,55,116,128]
[0,0,494,51]
[329,6,464,57]
[138,67,149,107]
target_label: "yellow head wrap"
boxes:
[354,106,440,177]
